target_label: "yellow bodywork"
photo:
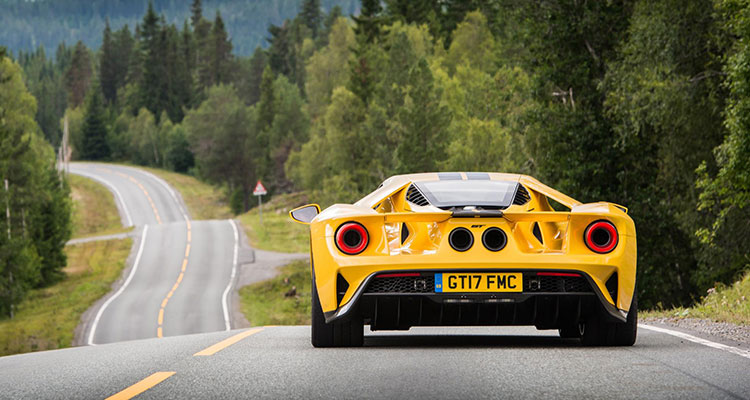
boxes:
[292,172,637,321]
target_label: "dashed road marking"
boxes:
[106,371,175,400]
[115,172,163,224]
[194,327,264,356]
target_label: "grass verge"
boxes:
[141,167,232,221]
[642,270,750,325]
[69,174,126,238]
[0,238,132,356]
[238,192,310,253]
[239,260,311,326]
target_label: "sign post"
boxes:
[253,180,267,225]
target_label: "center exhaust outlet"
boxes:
[482,227,507,252]
[449,227,474,252]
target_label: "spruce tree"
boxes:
[80,86,110,160]
[211,12,233,85]
[301,0,322,38]
[100,19,118,103]
[64,41,92,107]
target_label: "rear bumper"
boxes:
[324,269,628,325]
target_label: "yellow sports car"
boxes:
[290,172,637,347]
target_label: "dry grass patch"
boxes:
[69,174,125,238]
[239,260,311,326]
[238,192,310,253]
[642,270,750,325]
[0,239,132,356]
[141,167,232,220]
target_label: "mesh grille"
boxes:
[406,185,430,206]
[365,275,435,293]
[364,274,593,294]
[524,275,593,293]
[513,185,531,205]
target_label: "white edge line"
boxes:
[222,220,240,331]
[87,225,149,346]
[639,323,750,360]
[69,169,134,227]
[122,166,190,222]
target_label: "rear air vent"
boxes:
[513,185,531,205]
[406,184,430,206]
[532,222,543,245]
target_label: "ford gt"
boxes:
[290,172,637,347]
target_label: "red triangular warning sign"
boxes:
[253,180,267,196]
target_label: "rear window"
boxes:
[413,180,519,209]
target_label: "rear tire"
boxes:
[311,274,363,348]
[581,292,638,346]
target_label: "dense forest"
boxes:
[0,0,359,56]
[2,0,750,313]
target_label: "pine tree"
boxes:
[80,86,110,160]
[301,0,322,38]
[113,25,134,92]
[64,41,92,107]
[257,65,275,131]
[100,19,118,103]
[191,0,203,28]
[210,12,233,85]
[353,0,383,43]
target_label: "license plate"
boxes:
[435,273,523,293]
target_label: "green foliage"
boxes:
[64,42,92,108]
[694,0,750,291]
[80,87,110,161]
[0,54,71,316]
[183,85,257,211]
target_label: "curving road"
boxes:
[0,325,749,399]
[69,163,240,345]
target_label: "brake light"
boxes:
[335,222,369,255]
[584,220,618,254]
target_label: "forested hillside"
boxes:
[2,0,750,313]
[0,0,359,56]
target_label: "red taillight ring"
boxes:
[335,222,369,255]
[584,220,618,254]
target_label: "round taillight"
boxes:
[335,222,369,255]
[449,227,474,252]
[584,220,618,254]
[482,227,507,252]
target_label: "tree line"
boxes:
[0,47,71,317]
[7,0,750,309]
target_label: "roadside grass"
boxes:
[140,167,232,220]
[69,174,127,238]
[239,260,311,326]
[0,238,132,356]
[238,192,310,253]
[642,270,750,325]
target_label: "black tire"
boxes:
[311,275,363,348]
[581,292,638,346]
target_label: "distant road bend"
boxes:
[69,163,240,345]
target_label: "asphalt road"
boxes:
[0,325,749,399]
[69,163,239,344]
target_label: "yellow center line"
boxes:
[194,327,265,356]
[157,222,191,338]
[114,171,162,224]
[106,371,175,400]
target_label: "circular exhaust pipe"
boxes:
[584,220,618,254]
[482,227,507,252]
[449,227,474,252]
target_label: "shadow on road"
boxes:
[363,334,582,348]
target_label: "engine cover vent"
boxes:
[513,184,531,205]
[406,184,430,206]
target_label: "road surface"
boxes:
[0,325,748,399]
[69,163,240,344]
